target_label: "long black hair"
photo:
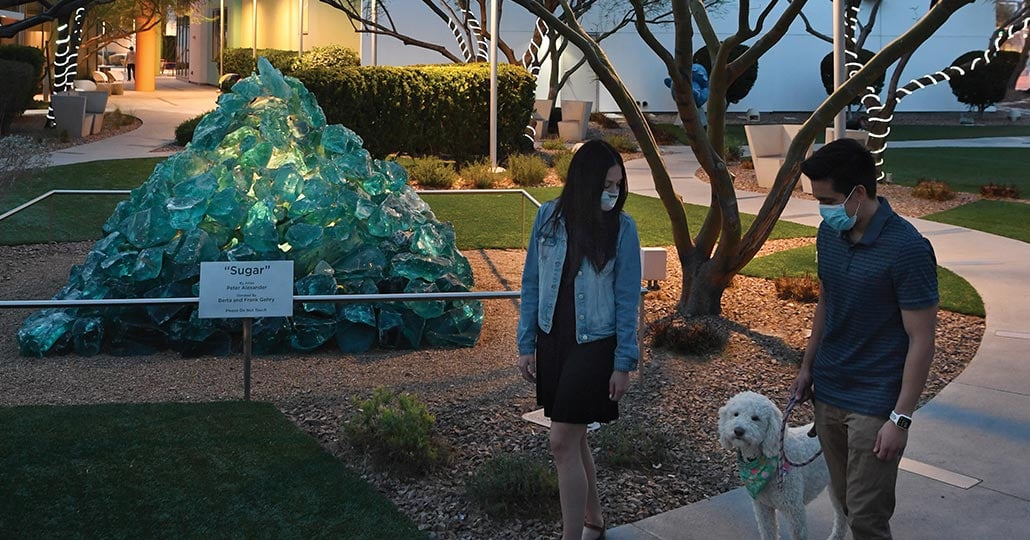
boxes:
[544,139,628,272]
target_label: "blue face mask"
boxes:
[601,190,619,212]
[819,187,860,232]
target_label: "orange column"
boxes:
[134,17,160,92]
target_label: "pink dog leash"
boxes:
[777,396,823,490]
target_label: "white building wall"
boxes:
[362,0,996,113]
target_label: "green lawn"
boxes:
[723,124,1030,145]
[0,158,164,244]
[0,401,426,539]
[923,199,1030,243]
[883,147,1029,197]
[740,244,984,317]
[424,187,815,249]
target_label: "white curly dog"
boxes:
[718,391,847,540]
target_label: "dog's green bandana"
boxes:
[737,452,780,499]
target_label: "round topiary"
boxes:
[948,50,1021,113]
[820,49,885,106]
[693,44,758,104]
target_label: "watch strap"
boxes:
[890,410,912,430]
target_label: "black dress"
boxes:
[536,247,619,424]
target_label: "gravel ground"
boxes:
[0,235,984,539]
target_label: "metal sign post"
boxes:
[199,261,294,400]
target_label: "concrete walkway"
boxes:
[43,82,1030,538]
[46,76,218,167]
[612,147,1030,539]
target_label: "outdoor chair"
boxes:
[52,92,91,138]
[558,100,592,143]
[744,124,813,189]
[533,99,553,140]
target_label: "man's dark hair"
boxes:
[800,138,876,198]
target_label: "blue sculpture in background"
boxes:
[665,64,710,127]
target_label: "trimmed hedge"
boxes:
[0,45,45,83]
[821,49,885,105]
[222,45,360,78]
[0,59,36,135]
[291,63,535,160]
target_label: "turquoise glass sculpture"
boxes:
[17,57,483,357]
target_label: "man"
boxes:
[125,46,136,82]
[791,138,938,539]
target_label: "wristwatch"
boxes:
[890,410,912,430]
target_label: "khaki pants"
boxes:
[814,400,902,540]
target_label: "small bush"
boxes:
[106,108,137,128]
[343,386,448,475]
[594,422,674,469]
[222,48,300,77]
[980,183,1020,199]
[590,111,620,129]
[507,153,549,186]
[648,121,683,145]
[409,156,458,188]
[724,135,743,162]
[553,150,573,182]
[0,135,49,196]
[774,274,820,303]
[912,179,955,201]
[604,133,639,153]
[296,45,360,71]
[174,111,212,146]
[459,159,504,189]
[651,316,728,356]
[467,454,560,518]
[541,137,566,151]
[739,158,754,170]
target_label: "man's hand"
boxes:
[791,368,813,403]
[873,421,908,461]
[518,353,536,383]
[609,370,629,401]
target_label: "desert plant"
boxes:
[106,108,137,128]
[553,150,574,182]
[739,158,754,170]
[408,156,458,188]
[507,153,549,186]
[594,422,674,469]
[343,386,448,475]
[651,316,728,356]
[459,159,504,189]
[0,135,50,196]
[912,179,956,201]
[604,133,639,153]
[774,274,820,303]
[541,137,566,151]
[174,111,212,146]
[590,111,620,129]
[980,183,1020,199]
[724,135,743,162]
[466,454,560,518]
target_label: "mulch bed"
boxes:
[0,110,992,538]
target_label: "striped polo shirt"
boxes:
[813,197,939,417]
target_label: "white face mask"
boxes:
[600,190,619,211]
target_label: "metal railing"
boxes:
[0,188,544,247]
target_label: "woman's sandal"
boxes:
[584,521,606,540]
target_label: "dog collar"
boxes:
[737,451,779,499]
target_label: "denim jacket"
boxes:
[517,200,642,372]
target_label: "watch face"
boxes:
[895,415,912,429]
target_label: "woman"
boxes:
[517,139,642,540]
